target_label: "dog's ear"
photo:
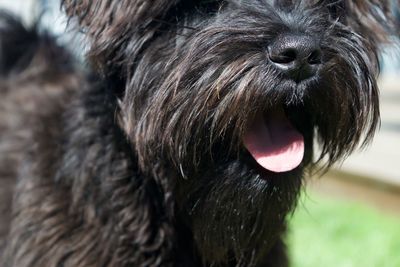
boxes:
[62,0,179,36]
[62,0,180,71]
[345,0,399,46]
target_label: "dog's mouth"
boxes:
[243,107,304,173]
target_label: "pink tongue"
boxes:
[243,108,304,173]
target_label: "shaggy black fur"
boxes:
[0,1,398,266]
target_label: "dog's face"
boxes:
[63,0,397,264]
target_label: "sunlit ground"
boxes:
[288,193,400,267]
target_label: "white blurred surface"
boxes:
[0,0,37,23]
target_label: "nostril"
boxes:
[269,48,297,64]
[307,49,322,65]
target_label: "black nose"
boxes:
[268,34,322,82]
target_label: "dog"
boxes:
[0,0,398,266]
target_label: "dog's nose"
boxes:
[268,34,321,82]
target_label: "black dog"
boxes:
[0,1,398,266]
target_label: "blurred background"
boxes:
[0,0,399,266]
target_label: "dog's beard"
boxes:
[176,159,303,265]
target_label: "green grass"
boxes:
[288,193,400,267]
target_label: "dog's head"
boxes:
[63,0,398,264]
